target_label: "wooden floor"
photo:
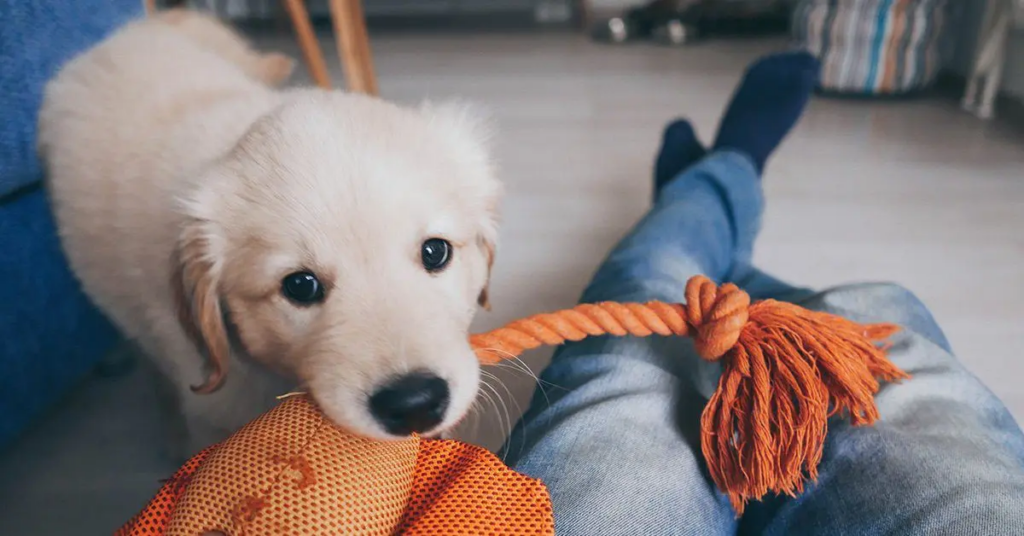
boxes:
[355,32,1024,451]
[3,30,1023,534]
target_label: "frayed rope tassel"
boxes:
[469,275,909,513]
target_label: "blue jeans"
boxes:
[506,151,1024,535]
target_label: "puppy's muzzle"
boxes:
[369,372,450,436]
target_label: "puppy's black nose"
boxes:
[369,373,450,436]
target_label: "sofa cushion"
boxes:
[0,0,143,197]
[0,187,120,447]
[0,0,138,447]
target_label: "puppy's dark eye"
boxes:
[421,238,452,273]
[282,271,325,304]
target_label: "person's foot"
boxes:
[712,51,820,174]
[654,118,706,197]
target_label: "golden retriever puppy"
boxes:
[155,8,295,86]
[39,11,499,458]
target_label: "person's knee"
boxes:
[767,424,1024,534]
[808,282,951,351]
[544,336,686,388]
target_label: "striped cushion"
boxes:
[792,0,949,95]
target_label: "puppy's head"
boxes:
[173,92,500,439]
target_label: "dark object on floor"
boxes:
[590,0,791,46]
[792,0,950,96]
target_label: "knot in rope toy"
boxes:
[120,275,909,535]
[471,275,908,512]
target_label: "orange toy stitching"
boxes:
[224,407,330,534]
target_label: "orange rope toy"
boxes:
[470,275,908,513]
[119,275,909,535]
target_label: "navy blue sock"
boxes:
[712,51,820,174]
[654,118,706,197]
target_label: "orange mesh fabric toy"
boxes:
[118,276,907,534]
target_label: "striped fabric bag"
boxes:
[792,0,949,95]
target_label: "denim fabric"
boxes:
[507,151,1024,535]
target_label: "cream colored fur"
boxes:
[39,11,500,458]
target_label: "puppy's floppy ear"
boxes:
[420,100,502,311]
[477,235,495,311]
[475,189,500,312]
[171,219,231,394]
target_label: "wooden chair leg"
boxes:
[282,0,333,89]
[329,0,378,95]
[144,0,156,15]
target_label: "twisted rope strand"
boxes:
[470,276,752,365]
[470,301,691,364]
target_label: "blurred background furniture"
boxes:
[588,0,792,45]
[0,0,133,450]
[792,0,950,96]
[162,0,581,93]
[282,0,377,93]
[150,0,378,93]
[961,0,1018,118]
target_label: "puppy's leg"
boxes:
[153,376,241,462]
[137,338,237,461]
[139,352,193,463]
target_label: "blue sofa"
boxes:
[0,0,143,448]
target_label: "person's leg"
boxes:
[504,149,755,536]
[738,284,1024,535]
[505,52,821,536]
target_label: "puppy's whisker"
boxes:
[482,382,511,462]
[481,370,523,427]
[480,347,561,407]
[459,399,483,440]
[494,362,561,400]
[478,347,543,380]
[479,372,516,462]
[475,384,502,452]
[476,377,501,432]
[481,369,528,462]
